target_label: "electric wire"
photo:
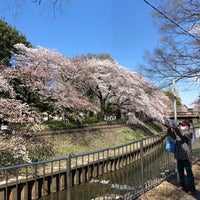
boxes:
[143,0,200,43]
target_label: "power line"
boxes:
[143,0,200,43]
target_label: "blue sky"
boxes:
[0,0,198,107]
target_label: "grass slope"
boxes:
[42,121,165,158]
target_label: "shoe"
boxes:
[187,188,196,195]
[177,186,188,192]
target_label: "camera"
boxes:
[168,119,176,127]
[165,119,176,128]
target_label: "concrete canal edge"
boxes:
[0,134,165,200]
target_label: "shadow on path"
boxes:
[138,160,200,200]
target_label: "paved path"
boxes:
[179,182,200,200]
[138,160,200,200]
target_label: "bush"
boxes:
[82,116,99,126]
[0,151,25,167]
[43,120,76,130]
[28,142,54,162]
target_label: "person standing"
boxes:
[167,120,196,194]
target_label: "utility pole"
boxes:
[172,79,178,125]
[172,79,179,183]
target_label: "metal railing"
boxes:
[0,129,200,200]
[170,111,200,119]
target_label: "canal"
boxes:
[38,144,176,200]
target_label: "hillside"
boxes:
[0,121,166,166]
[36,121,165,158]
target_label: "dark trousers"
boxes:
[177,160,195,189]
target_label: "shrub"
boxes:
[28,142,54,162]
[82,116,99,125]
[43,120,76,130]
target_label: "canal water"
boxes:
[38,145,176,200]
[38,127,200,200]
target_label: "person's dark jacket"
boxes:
[167,127,193,161]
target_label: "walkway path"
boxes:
[138,160,200,200]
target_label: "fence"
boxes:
[0,129,200,200]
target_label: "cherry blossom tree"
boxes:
[192,98,200,111]
[0,67,15,98]
[12,44,99,119]
[141,82,171,121]
[112,69,170,123]
[11,43,171,124]
[0,65,40,124]
[70,56,171,122]
[76,58,119,119]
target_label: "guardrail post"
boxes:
[140,138,144,194]
[67,154,71,200]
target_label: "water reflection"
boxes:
[39,145,176,200]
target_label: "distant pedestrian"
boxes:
[106,116,112,125]
[166,120,196,194]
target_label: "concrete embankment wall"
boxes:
[0,133,165,200]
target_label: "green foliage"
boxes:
[0,151,25,167]
[121,129,130,134]
[82,116,99,125]
[121,129,143,142]
[0,19,31,65]
[11,78,54,112]
[11,78,40,103]
[86,53,116,63]
[42,117,102,130]
[193,119,200,126]
[165,90,181,105]
[28,142,54,162]
[133,132,143,140]
[95,121,108,125]
[43,120,76,130]
[0,134,54,166]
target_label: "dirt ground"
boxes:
[137,160,200,200]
